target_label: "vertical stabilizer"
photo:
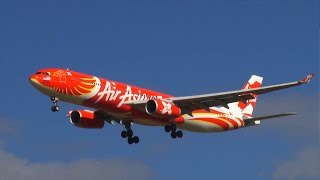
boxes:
[227,75,263,118]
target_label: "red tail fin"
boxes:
[228,75,263,118]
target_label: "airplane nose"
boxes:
[29,74,39,86]
[29,74,35,81]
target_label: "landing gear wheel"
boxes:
[133,136,139,144]
[127,137,134,144]
[121,131,127,138]
[50,97,59,112]
[176,130,183,138]
[164,125,171,132]
[51,106,59,112]
[122,122,140,144]
[171,131,177,139]
[50,97,58,102]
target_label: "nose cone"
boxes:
[29,74,39,87]
[29,73,53,97]
[29,74,46,91]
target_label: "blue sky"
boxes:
[0,0,319,179]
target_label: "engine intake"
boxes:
[145,99,181,118]
[69,110,105,129]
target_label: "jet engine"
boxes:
[145,99,181,118]
[69,110,105,129]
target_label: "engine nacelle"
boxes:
[145,99,181,118]
[69,110,105,129]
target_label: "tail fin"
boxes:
[228,75,263,118]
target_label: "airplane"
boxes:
[29,68,314,144]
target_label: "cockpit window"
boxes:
[36,72,50,75]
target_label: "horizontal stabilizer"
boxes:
[244,112,296,125]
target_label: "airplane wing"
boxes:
[170,74,314,112]
[127,74,314,113]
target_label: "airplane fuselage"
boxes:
[29,68,245,132]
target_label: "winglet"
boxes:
[299,74,314,84]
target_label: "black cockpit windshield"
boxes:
[36,72,50,75]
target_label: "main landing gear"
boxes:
[121,123,139,144]
[50,96,59,112]
[165,123,183,139]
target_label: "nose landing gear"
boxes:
[50,97,59,112]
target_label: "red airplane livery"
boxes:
[29,68,314,144]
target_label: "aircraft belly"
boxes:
[178,120,225,133]
[177,112,243,132]
[133,119,166,126]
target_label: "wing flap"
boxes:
[175,94,254,111]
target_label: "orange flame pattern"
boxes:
[51,70,97,96]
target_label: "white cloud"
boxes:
[0,143,153,180]
[0,116,153,180]
[273,146,320,180]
